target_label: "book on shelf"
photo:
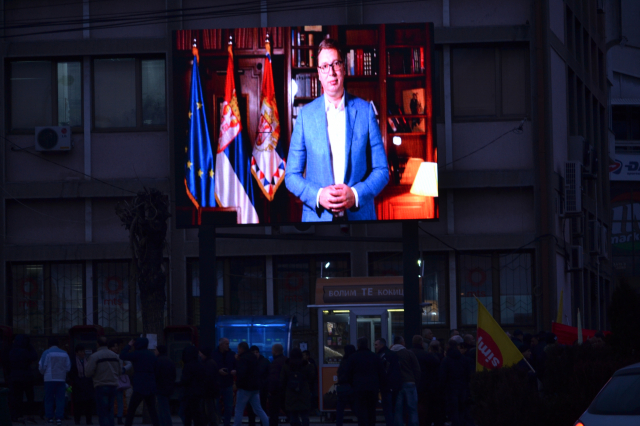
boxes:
[388,105,411,133]
[345,48,377,76]
[387,48,425,75]
[294,73,321,98]
[402,88,426,133]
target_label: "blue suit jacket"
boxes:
[285,92,389,222]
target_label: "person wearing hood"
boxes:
[438,338,471,426]
[154,345,176,426]
[180,345,206,426]
[390,336,420,426]
[119,337,159,426]
[235,342,270,426]
[280,347,315,426]
[335,344,355,426]
[8,334,38,423]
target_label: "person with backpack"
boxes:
[234,342,269,426]
[280,347,315,426]
[374,338,401,426]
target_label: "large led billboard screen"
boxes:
[173,23,437,227]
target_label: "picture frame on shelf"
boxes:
[402,88,426,133]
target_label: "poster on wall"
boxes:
[173,22,438,227]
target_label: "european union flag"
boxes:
[185,47,216,209]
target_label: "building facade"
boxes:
[0,0,614,357]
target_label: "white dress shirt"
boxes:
[316,94,359,211]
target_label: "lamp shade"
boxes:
[410,162,438,197]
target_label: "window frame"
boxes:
[457,250,536,328]
[7,261,86,335]
[450,43,531,122]
[91,55,167,132]
[6,57,84,134]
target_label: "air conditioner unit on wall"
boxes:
[35,126,72,151]
[564,161,582,215]
[570,246,584,270]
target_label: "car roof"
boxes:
[613,362,640,377]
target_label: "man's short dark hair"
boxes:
[48,337,59,348]
[249,345,260,353]
[357,337,368,350]
[97,336,108,347]
[376,338,387,347]
[75,344,85,353]
[238,341,249,352]
[393,335,404,345]
[317,38,343,61]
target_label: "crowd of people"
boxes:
[333,330,476,426]
[1,327,591,426]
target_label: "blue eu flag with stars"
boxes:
[185,48,216,208]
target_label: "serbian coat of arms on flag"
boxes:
[251,38,286,201]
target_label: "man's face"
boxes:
[253,350,260,359]
[237,344,244,355]
[76,350,85,359]
[302,352,309,361]
[423,330,433,341]
[219,339,229,352]
[317,48,344,102]
[374,340,383,353]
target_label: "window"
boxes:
[95,261,135,333]
[94,57,166,129]
[187,258,224,325]
[10,60,82,131]
[368,252,403,276]
[612,106,640,141]
[459,252,534,326]
[452,45,528,119]
[274,254,350,330]
[368,252,448,325]
[9,262,84,335]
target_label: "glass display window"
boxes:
[322,310,350,364]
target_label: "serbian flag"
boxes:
[251,36,286,200]
[215,41,259,224]
[185,45,216,209]
[476,298,524,372]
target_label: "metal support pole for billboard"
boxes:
[199,212,216,348]
[403,220,421,343]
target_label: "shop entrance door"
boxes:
[350,307,389,347]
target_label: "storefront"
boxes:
[309,276,431,412]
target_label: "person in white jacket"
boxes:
[38,337,71,426]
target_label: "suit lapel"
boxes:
[344,92,356,183]
[313,95,334,184]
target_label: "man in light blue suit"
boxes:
[285,38,389,222]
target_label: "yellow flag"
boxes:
[476,298,524,372]
[556,290,563,324]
